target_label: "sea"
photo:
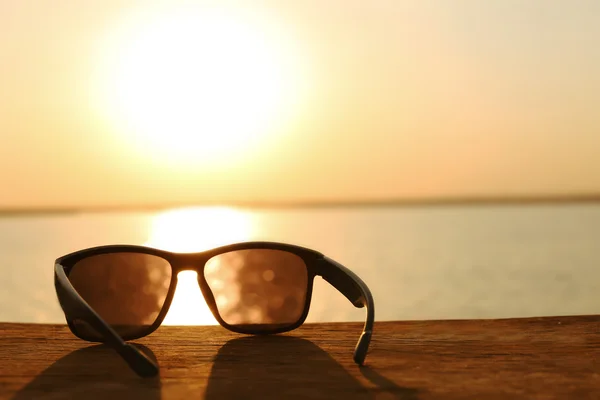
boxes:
[1,203,599,326]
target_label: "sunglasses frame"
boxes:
[55,241,374,377]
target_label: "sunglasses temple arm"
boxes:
[319,256,375,365]
[54,263,159,377]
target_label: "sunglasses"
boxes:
[54,242,374,377]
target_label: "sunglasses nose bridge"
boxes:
[170,254,209,274]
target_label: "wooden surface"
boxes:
[0,316,599,399]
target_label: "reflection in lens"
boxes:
[69,252,172,338]
[204,249,308,331]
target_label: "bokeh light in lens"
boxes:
[205,249,308,329]
[69,252,172,337]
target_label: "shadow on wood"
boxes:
[204,335,419,399]
[8,332,417,399]
[12,344,161,400]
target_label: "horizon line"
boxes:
[1,193,600,216]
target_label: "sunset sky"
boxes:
[1,0,599,210]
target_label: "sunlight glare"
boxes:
[145,206,253,252]
[92,3,310,167]
[161,271,216,326]
[144,206,254,325]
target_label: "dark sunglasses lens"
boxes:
[204,249,309,331]
[68,252,172,339]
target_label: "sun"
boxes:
[92,3,309,166]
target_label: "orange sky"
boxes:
[1,1,600,209]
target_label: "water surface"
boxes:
[1,204,599,325]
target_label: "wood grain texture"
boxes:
[1,316,599,399]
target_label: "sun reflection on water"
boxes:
[144,206,254,325]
